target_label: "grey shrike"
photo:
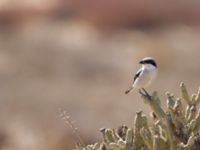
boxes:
[125,57,158,94]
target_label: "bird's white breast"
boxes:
[133,64,157,89]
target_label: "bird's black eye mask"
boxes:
[139,60,157,67]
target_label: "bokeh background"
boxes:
[1,0,200,149]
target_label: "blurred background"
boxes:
[1,0,200,149]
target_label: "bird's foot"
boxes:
[139,88,152,100]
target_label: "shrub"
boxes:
[75,83,200,150]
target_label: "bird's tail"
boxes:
[125,87,133,94]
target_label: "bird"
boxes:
[125,57,158,94]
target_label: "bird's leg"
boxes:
[139,88,152,100]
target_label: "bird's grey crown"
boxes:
[139,57,157,67]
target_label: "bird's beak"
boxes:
[139,60,143,64]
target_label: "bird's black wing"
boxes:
[133,69,142,83]
[125,69,142,94]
